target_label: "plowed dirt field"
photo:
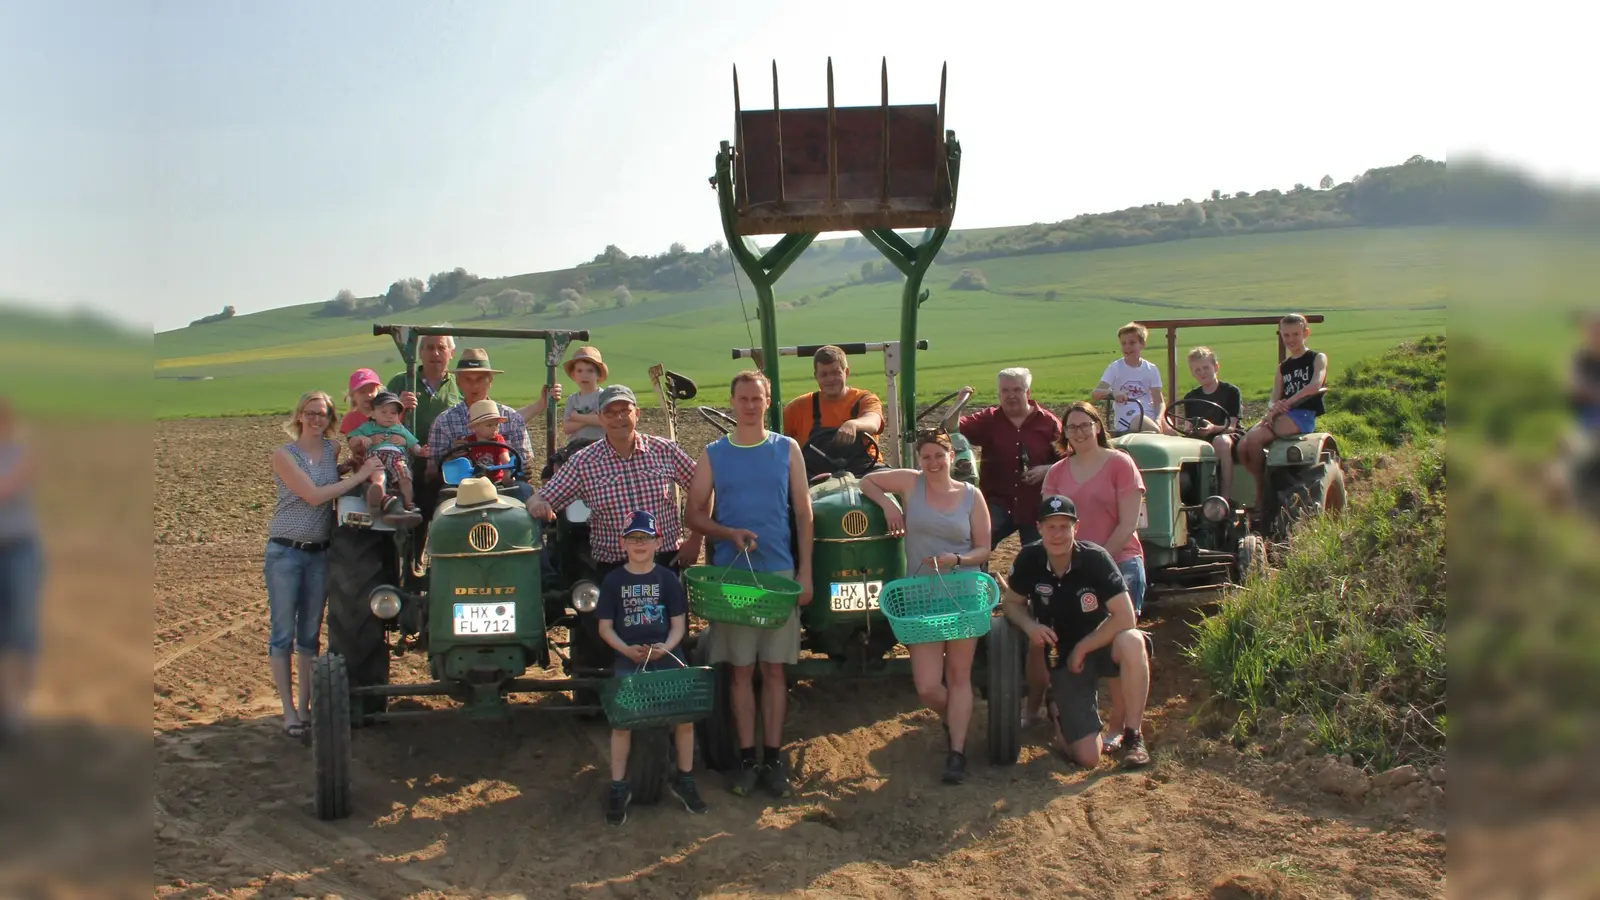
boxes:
[153,411,1444,899]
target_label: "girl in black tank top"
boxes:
[1280,350,1325,415]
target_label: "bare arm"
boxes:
[1001,586,1053,645]
[788,439,814,605]
[859,468,916,535]
[660,613,687,655]
[1090,379,1113,401]
[1285,353,1329,407]
[684,452,745,546]
[1069,592,1136,660]
[272,447,375,507]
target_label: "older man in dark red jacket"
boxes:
[958,367,1063,553]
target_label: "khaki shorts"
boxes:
[705,569,801,666]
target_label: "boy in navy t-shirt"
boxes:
[595,510,707,825]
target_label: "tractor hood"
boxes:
[1109,432,1213,471]
[810,474,899,542]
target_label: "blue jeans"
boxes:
[264,540,328,657]
[1284,409,1317,434]
[988,499,1041,553]
[0,538,43,655]
[1118,555,1147,617]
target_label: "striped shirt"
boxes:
[428,400,535,475]
[537,432,698,563]
[270,439,340,542]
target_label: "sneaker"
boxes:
[670,773,709,814]
[1101,731,1124,754]
[761,757,796,799]
[730,759,762,797]
[1120,729,1151,769]
[604,780,631,825]
[942,750,967,785]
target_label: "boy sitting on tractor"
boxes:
[595,510,709,825]
[1091,323,1165,434]
[1173,347,1244,496]
[1237,314,1329,520]
[346,391,425,526]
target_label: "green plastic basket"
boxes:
[683,549,802,629]
[879,569,1000,645]
[600,650,716,730]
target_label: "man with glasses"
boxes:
[527,385,703,580]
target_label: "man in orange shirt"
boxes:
[781,345,886,480]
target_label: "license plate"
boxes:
[829,580,883,612]
[452,602,516,636]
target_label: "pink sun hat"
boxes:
[348,368,382,393]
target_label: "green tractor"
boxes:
[1103,316,1347,602]
[687,58,1030,770]
[312,324,687,820]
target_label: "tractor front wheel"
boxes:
[1235,534,1268,584]
[326,526,392,725]
[311,653,353,821]
[626,727,672,805]
[985,617,1023,766]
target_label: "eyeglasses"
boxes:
[1064,423,1096,433]
[304,409,331,419]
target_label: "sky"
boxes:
[0,0,1590,334]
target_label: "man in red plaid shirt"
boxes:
[528,384,703,578]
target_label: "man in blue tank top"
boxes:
[686,369,814,799]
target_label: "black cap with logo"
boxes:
[1037,494,1078,521]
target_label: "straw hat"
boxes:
[468,398,506,427]
[453,348,503,375]
[563,346,608,381]
[455,476,501,508]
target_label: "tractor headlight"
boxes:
[369,585,403,619]
[565,499,591,524]
[571,580,600,613]
[1286,445,1303,464]
[1201,495,1231,523]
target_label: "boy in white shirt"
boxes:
[1091,322,1164,434]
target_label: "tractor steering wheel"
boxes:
[1164,398,1234,439]
[1105,396,1151,435]
[804,430,882,483]
[916,387,975,432]
[696,406,736,436]
[438,439,528,482]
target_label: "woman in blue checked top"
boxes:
[267,391,380,739]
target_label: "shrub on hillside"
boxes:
[1187,442,1446,770]
[950,268,988,291]
[1318,334,1445,455]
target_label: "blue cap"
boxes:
[622,509,658,538]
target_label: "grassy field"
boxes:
[0,305,150,419]
[154,226,1450,419]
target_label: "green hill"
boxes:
[1,304,150,419]
[155,225,1449,419]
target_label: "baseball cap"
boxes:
[599,384,637,410]
[348,368,382,393]
[1037,495,1078,521]
[622,510,659,538]
[371,390,402,411]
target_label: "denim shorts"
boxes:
[0,538,43,655]
[264,540,329,656]
[1117,555,1147,617]
[1284,409,1317,434]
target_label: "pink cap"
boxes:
[348,368,382,392]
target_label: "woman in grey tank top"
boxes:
[266,391,379,738]
[861,431,994,785]
[0,398,41,739]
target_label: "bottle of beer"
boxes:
[1018,443,1032,479]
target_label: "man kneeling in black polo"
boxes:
[1000,494,1153,769]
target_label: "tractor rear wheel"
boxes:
[326,526,392,725]
[985,618,1023,766]
[690,627,740,773]
[626,727,672,805]
[311,653,352,821]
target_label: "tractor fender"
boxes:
[1266,432,1338,469]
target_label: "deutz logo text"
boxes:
[454,586,517,596]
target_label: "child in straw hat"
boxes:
[562,346,609,446]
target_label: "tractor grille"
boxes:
[841,510,869,537]
[467,522,499,552]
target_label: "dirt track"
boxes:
[153,411,1444,899]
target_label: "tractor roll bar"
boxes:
[372,323,590,460]
[729,340,928,360]
[1133,315,1325,404]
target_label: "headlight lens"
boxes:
[1201,495,1231,523]
[571,580,600,613]
[369,585,403,619]
[566,499,592,524]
